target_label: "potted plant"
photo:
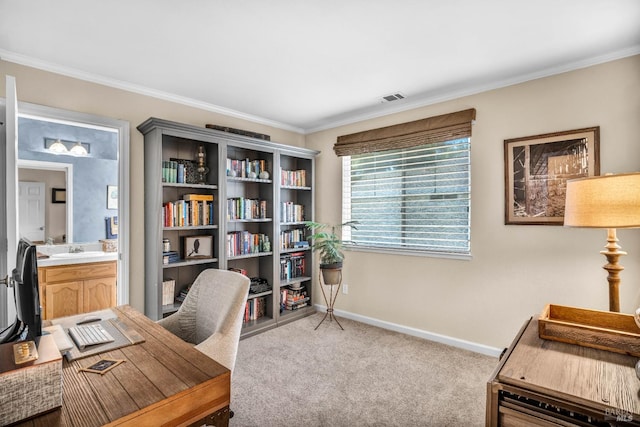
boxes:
[305,221,357,285]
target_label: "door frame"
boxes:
[1,99,130,320]
[18,159,74,243]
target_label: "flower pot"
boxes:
[320,262,342,285]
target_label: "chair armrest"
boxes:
[157,313,182,337]
[195,331,237,371]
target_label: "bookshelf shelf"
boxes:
[280,276,312,287]
[227,252,273,260]
[162,258,218,269]
[140,117,318,337]
[227,218,272,223]
[163,225,218,231]
[227,177,272,184]
[248,290,273,300]
[163,182,218,190]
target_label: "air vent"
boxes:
[381,92,405,102]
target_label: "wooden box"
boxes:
[0,334,63,425]
[538,304,640,356]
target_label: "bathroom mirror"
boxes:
[17,116,119,244]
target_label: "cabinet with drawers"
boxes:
[38,261,117,319]
[486,317,640,426]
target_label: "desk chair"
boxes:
[157,269,250,373]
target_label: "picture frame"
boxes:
[107,185,118,210]
[52,188,66,203]
[184,235,213,258]
[504,126,600,225]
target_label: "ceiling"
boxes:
[1,0,639,134]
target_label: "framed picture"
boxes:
[52,188,66,203]
[107,185,118,210]
[504,127,600,225]
[184,235,213,258]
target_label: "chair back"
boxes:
[177,269,250,344]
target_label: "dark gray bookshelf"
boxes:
[139,118,318,338]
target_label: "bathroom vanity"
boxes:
[37,248,118,319]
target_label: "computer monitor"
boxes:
[0,238,42,343]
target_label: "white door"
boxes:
[18,182,45,242]
[1,75,19,329]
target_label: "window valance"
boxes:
[333,108,476,156]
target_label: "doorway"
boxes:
[18,160,73,243]
[2,100,130,328]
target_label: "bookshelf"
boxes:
[139,118,318,338]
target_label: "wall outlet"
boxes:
[342,283,348,294]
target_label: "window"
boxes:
[335,109,475,257]
[342,138,470,255]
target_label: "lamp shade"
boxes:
[564,172,640,228]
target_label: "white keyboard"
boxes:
[68,323,115,350]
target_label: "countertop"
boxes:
[36,244,118,267]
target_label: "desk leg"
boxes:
[315,270,344,330]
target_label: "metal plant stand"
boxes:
[315,269,344,330]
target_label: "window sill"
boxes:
[344,245,472,261]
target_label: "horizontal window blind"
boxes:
[343,138,470,254]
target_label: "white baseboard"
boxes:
[314,304,502,358]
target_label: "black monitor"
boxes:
[0,238,42,343]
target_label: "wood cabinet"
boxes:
[38,261,117,319]
[138,118,318,338]
[486,317,640,426]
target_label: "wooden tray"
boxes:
[538,304,640,357]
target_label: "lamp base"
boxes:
[600,228,626,312]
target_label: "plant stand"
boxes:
[315,269,344,330]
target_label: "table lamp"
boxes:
[563,172,640,312]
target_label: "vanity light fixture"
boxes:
[69,141,88,156]
[48,139,68,154]
[45,138,90,156]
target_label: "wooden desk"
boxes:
[487,317,640,426]
[17,305,231,427]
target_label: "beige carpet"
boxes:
[230,312,498,427]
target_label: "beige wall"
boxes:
[306,55,640,348]
[2,55,639,348]
[1,60,305,315]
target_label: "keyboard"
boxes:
[68,323,115,350]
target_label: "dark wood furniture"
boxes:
[17,305,230,427]
[487,317,640,426]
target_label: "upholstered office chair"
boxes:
[157,269,250,372]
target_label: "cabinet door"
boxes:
[83,277,117,313]
[45,281,83,319]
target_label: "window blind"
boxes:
[334,108,475,156]
[342,138,470,254]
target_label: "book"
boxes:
[184,194,214,201]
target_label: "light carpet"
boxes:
[230,312,498,427]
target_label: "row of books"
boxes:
[161,278,175,305]
[163,194,214,227]
[227,197,268,220]
[280,228,306,250]
[226,231,271,257]
[280,286,309,311]
[162,251,180,265]
[162,159,198,184]
[227,158,268,178]
[281,168,307,187]
[280,202,305,223]
[244,296,267,322]
[280,252,306,281]
[175,286,190,304]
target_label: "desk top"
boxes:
[16,305,230,427]
[498,317,640,417]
